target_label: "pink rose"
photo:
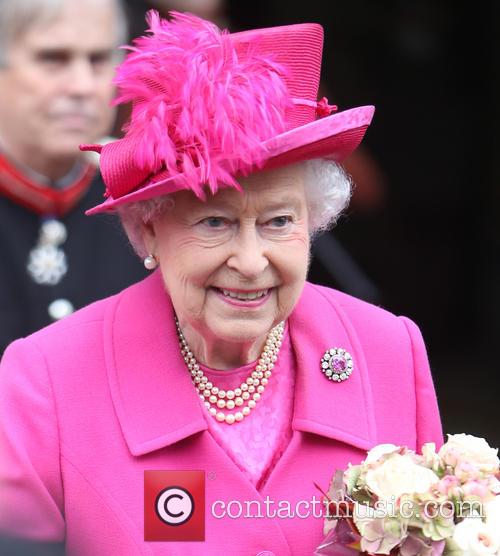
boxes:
[455,462,484,483]
[437,475,460,496]
[463,480,490,499]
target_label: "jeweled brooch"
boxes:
[320,348,353,382]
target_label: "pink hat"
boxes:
[83,11,374,215]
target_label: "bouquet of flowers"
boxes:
[315,434,500,556]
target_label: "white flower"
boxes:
[490,478,500,496]
[365,453,439,501]
[485,497,500,527]
[439,434,499,474]
[452,517,500,555]
[365,444,400,464]
[422,442,442,472]
[422,442,437,459]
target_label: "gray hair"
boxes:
[0,0,128,67]
[118,159,352,258]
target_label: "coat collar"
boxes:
[104,272,377,456]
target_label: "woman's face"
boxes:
[144,164,310,346]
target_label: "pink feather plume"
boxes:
[112,11,293,197]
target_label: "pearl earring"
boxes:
[143,254,158,270]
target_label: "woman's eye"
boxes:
[269,216,292,227]
[201,217,227,228]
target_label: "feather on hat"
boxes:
[83,11,374,214]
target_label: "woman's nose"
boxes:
[226,226,269,279]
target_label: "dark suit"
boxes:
[0,172,147,354]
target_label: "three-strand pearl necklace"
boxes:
[176,317,285,424]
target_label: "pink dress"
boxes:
[199,324,295,490]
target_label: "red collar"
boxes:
[0,152,96,216]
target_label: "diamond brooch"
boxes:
[320,347,353,382]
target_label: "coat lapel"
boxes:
[103,271,208,456]
[289,282,378,450]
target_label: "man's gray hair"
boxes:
[0,0,128,67]
[117,159,352,259]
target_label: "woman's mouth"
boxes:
[211,287,272,307]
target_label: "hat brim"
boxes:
[86,105,374,215]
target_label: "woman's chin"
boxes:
[207,318,274,345]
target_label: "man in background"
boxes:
[0,0,145,355]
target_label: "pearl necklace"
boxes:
[176,318,285,425]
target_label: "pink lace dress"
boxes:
[199,325,295,491]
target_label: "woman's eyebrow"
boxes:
[193,194,304,214]
[260,197,304,212]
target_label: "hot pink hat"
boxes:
[83,11,374,215]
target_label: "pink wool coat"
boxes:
[0,272,443,555]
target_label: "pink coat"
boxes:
[0,272,442,555]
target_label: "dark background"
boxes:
[125,0,500,446]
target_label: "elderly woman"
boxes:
[0,11,442,556]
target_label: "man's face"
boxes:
[0,0,119,164]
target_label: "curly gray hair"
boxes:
[118,159,352,258]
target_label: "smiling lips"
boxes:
[220,288,269,300]
[213,287,272,306]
